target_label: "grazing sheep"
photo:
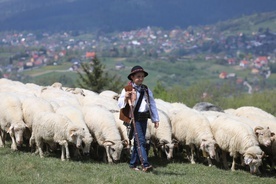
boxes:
[202,111,274,148]
[204,112,264,174]
[55,105,93,157]
[81,105,124,163]
[112,111,131,160]
[226,106,276,171]
[170,107,217,166]
[30,112,85,161]
[0,92,27,150]
[146,109,175,160]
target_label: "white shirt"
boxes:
[118,84,159,123]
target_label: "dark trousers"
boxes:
[129,119,150,168]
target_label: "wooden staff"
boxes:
[128,98,145,169]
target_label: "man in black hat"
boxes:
[118,65,159,172]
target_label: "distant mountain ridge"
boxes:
[1,0,276,32]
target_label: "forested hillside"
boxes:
[0,0,276,32]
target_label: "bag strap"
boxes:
[134,89,144,116]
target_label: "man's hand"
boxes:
[154,122,159,129]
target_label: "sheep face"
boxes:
[200,139,216,159]
[82,136,93,156]
[104,141,124,163]
[255,127,274,147]
[243,146,264,175]
[8,123,27,146]
[244,153,263,174]
[69,129,85,149]
[162,143,175,160]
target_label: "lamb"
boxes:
[170,107,217,166]
[30,112,85,161]
[22,96,55,132]
[204,112,265,174]
[21,96,55,148]
[146,109,175,160]
[0,92,27,150]
[55,105,93,156]
[81,105,124,163]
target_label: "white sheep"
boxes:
[39,87,81,107]
[155,98,173,115]
[0,92,27,150]
[146,109,175,160]
[78,93,120,112]
[202,111,274,148]
[226,106,276,171]
[30,111,85,161]
[170,107,217,166]
[99,90,119,100]
[55,105,93,157]
[112,111,131,160]
[22,96,55,131]
[205,113,264,174]
[81,105,123,163]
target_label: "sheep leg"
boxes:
[37,140,44,158]
[222,150,229,170]
[105,146,113,163]
[231,157,236,171]
[60,145,65,161]
[189,144,196,164]
[9,133,18,150]
[207,157,212,167]
[65,142,70,160]
[0,129,5,147]
[240,155,245,167]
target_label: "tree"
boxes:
[77,56,124,93]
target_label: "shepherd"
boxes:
[118,65,159,172]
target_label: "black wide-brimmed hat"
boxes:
[127,65,148,80]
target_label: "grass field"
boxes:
[0,143,276,184]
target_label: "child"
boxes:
[118,65,159,172]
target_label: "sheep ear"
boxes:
[244,157,253,165]
[69,130,76,137]
[122,140,128,146]
[103,141,115,146]
[200,141,205,150]
[7,125,14,134]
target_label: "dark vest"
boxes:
[119,84,149,123]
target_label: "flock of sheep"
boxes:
[0,78,275,175]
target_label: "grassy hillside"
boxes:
[0,145,276,184]
[216,11,276,34]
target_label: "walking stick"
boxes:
[128,98,145,169]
